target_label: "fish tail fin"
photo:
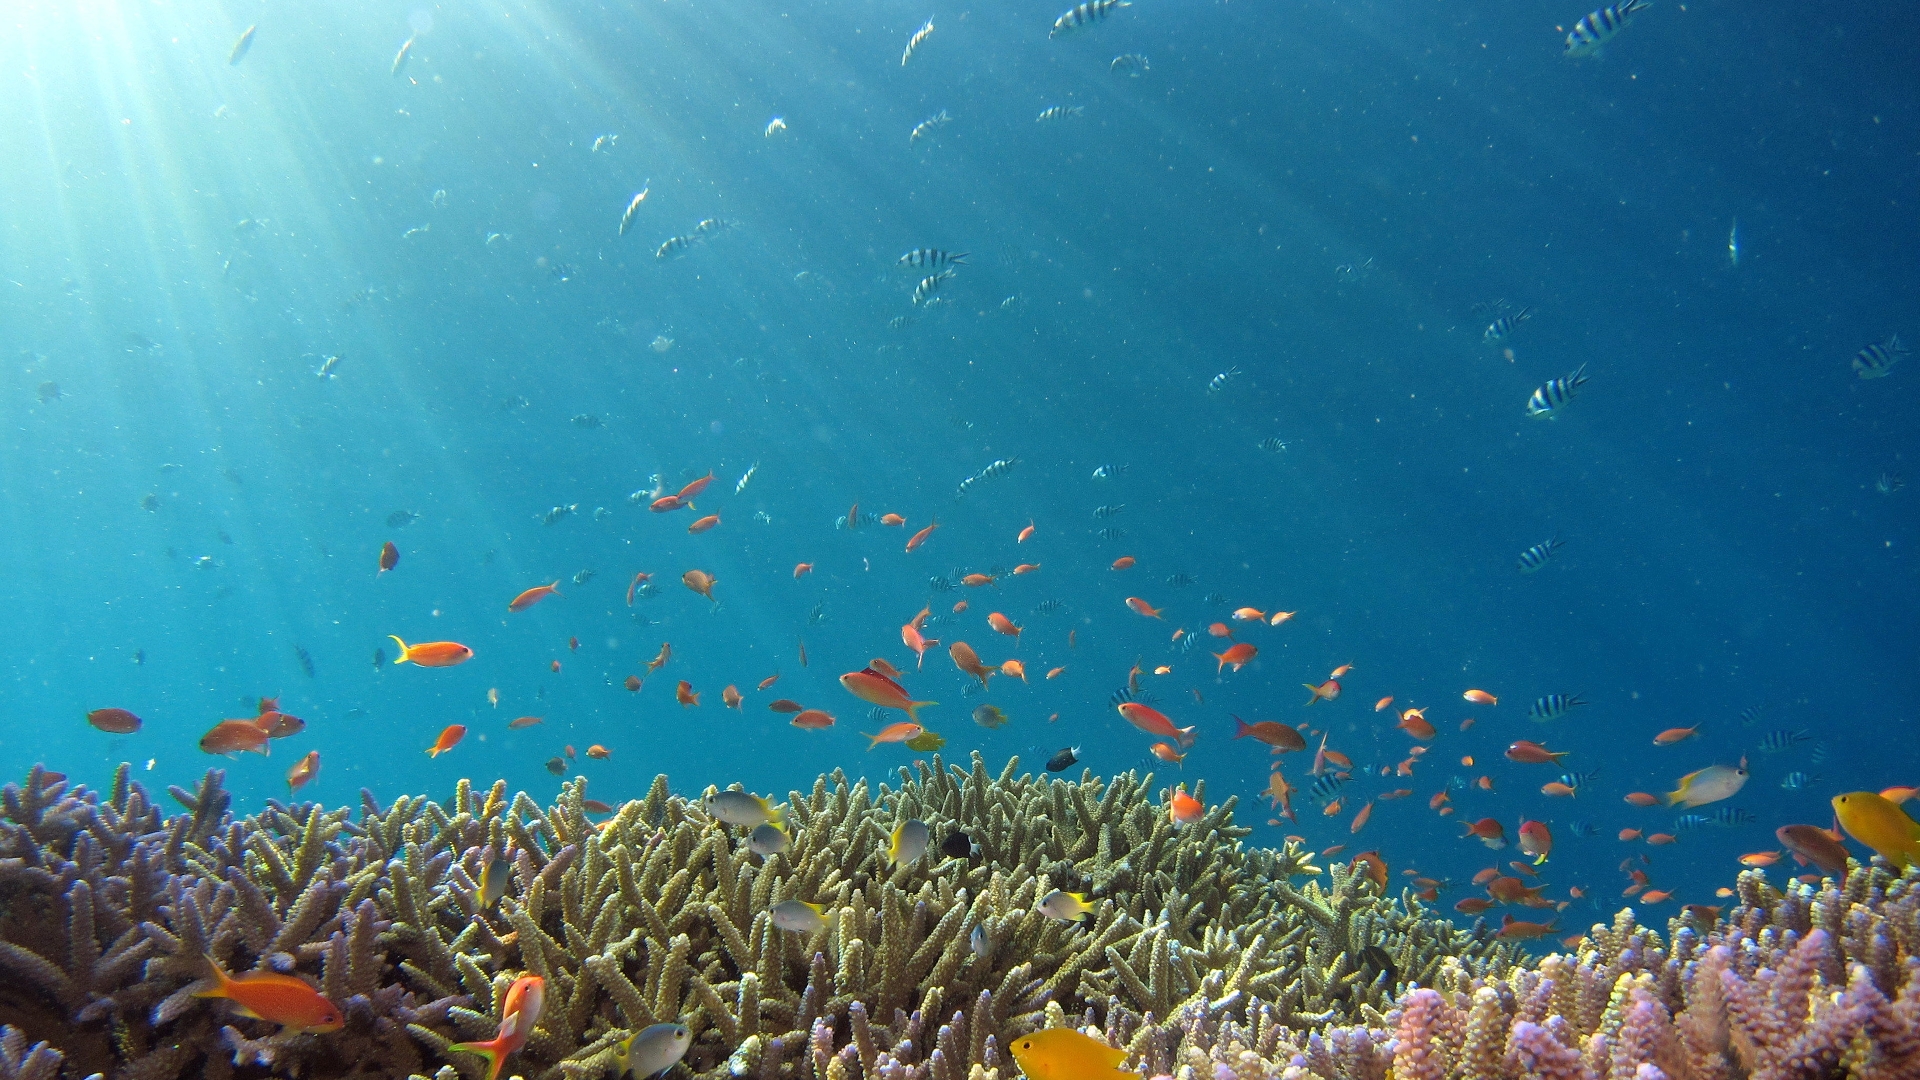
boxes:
[1302,684,1320,705]
[191,953,233,999]
[388,635,411,663]
[1214,652,1228,674]
[1232,715,1250,738]
[905,701,937,725]
[863,733,882,750]
[447,1038,510,1080]
[1177,726,1196,748]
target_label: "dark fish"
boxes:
[373,647,386,670]
[1046,746,1082,772]
[141,494,160,512]
[1092,504,1125,519]
[293,645,315,678]
[1758,729,1808,754]
[545,757,566,776]
[549,263,579,281]
[1034,599,1068,614]
[571,414,602,428]
[940,829,977,859]
[1360,945,1397,989]
[387,510,419,528]
[131,649,145,666]
[1525,364,1590,418]
[1096,527,1126,540]
[1528,693,1585,721]
[35,382,60,403]
[929,576,957,592]
[1516,537,1564,573]
[1164,573,1197,587]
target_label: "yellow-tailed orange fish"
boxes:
[841,667,936,723]
[1738,851,1783,867]
[863,721,924,749]
[1116,701,1195,746]
[648,643,672,672]
[1374,696,1394,712]
[426,725,466,757]
[676,681,700,707]
[286,751,320,796]
[1150,742,1185,765]
[448,974,544,1080]
[194,953,343,1034]
[388,636,474,667]
[509,582,561,612]
[1000,659,1028,683]
[1302,679,1341,705]
[1268,611,1296,625]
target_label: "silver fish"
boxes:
[748,822,790,857]
[910,110,952,146]
[619,184,650,236]
[769,899,831,932]
[1257,437,1290,452]
[1110,53,1150,76]
[888,819,930,866]
[613,1023,692,1078]
[705,790,782,827]
[901,17,934,66]
[391,35,415,76]
[735,463,758,493]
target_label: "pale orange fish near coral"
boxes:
[863,721,924,749]
[1167,786,1203,825]
[286,751,320,796]
[1327,663,1353,680]
[426,725,466,757]
[1149,742,1185,766]
[585,744,611,760]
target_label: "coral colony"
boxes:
[0,756,1913,1079]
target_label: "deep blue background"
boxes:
[0,0,1914,924]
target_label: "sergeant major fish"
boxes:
[1483,306,1534,343]
[1051,0,1131,36]
[1526,364,1590,417]
[900,248,968,270]
[618,183,650,237]
[1036,105,1085,122]
[901,17,934,66]
[1517,537,1565,573]
[1564,0,1652,58]
[910,110,952,146]
[1853,335,1907,379]
[1207,366,1242,393]
[1529,693,1585,721]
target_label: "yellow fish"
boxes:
[1833,791,1920,868]
[1009,1030,1135,1080]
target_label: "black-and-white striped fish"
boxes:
[1097,527,1126,541]
[1036,105,1085,122]
[1852,335,1907,379]
[1516,536,1565,573]
[1034,599,1068,614]
[899,248,967,270]
[1258,437,1290,452]
[1092,463,1127,479]
[912,269,956,305]
[1093,504,1125,518]
[1758,729,1809,754]
[929,576,957,592]
[1051,0,1131,37]
[909,110,952,146]
[979,457,1019,480]
[1526,363,1590,417]
[1564,0,1652,58]
[1558,769,1599,791]
[1110,53,1150,76]
[901,17,934,66]
[694,218,733,235]
[1207,366,1242,393]
[1483,306,1534,343]
[1529,693,1586,721]
[1809,742,1829,766]
[1171,629,1198,654]
[1310,773,1348,805]
[1164,573,1198,587]
[618,183,649,236]
[656,234,701,259]
[1779,772,1821,791]
[1737,705,1764,726]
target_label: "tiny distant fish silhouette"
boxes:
[132,649,145,666]
[1206,367,1241,394]
[1482,307,1533,343]
[1758,729,1808,754]
[1779,772,1821,791]
[387,510,419,528]
[1109,686,1157,707]
[1091,463,1127,480]
[570,414,603,428]
[541,504,577,525]
[1203,592,1229,606]
[1033,599,1068,614]
[1808,742,1829,765]
[573,569,596,585]
[36,382,61,403]
[1096,527,1126,541]
[1257,438,1290,453]
[1170,630,1198,654]
[808,602,828,625]
[1092,504,1125,519]
[1877,472,1904,494]
[373,648,386,670]
[1517,537,1565,574]
[929,576,956,592]
[1737,705,1764,726]
[1110,53,1150,76]
[1564,820,1599,838]
[293,645,315,679]
[1164,573,1198,587]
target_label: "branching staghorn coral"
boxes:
[0,754,1520,1080]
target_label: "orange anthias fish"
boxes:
[880,513,906,527]
[388,636,474,667]
[1497,915,1559,940]
[1231,607,1266,622]
[687,513,721,534]
[1150,742,1185,765]
[1232,715,1306,752]
[902,621,940,670]
[508,582,561,612]
[1046,666,1066,679]
[1506,740,1570,765]
[758,673,781,691]
[683,569,718,600]
[961,573,996,587]
[1116,701,1196,747]
[676,681,700,707]
[1213,642,1257,673]
[1461,817,1507,849]
[722,685,743,709]
[869,658,904,678]
[949,642,997,689]
[200,719,271,757]
[1374,696,1395,712]
[1168,786,1203,825]
[379,541,399,573]
[1125,597,1163,619]
[1738,851,1783,867]
[1350,800,1374,834]
[1000,659,1029,683]
[426,725,466,757]
[791,709,835,730]
[840,667,937,724]
[1017,520,1035,543]
[863,721,924,749]
[676,471,716,503]
[1302,679,1341,705]
[650,495,685,513]
[1518,820,1553,864]
[987,612,1022,639]
[1396,708,1436,740]
[585,745,610,760]
[1111,556,1135,570]
[906,519,939,552]
[1463,689,1498,706]
[793,562,813,578]
[627,571,650,605]
[286,751,320,796]
[1012,563,1041,575]
[648,643,672,673]
[1264,769,1297,822]
[508,716,543,729]
[194,953,343,1034]
[449,974,545,1080]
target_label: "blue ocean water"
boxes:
[1,0,1914,924]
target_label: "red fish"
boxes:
[948,642,997,689]
[379,541,399,573]
[1653,725,1700,745]
[87,708,142,734]
[1111,556,1135,570]
[1518,820,1552,864]
[627,571,650,605]
[200,720,271,757]
[1396,708,1435,740]
[194,953,343,1034]
[1168,786,1203,825]
[791,709,835,730]
[1461,818,1506,849]
[758,673,781,690]
[902,621,940,670]
[987,612,1021,639]
[880,513,906,527]
[650,495,685,513]
[426,725,466,757]
[1506,740,1569,765]
[1350,800,1374,834]
[1213,642,1257,673]
[1116,701,1196,747]
[794,563,814,578]
[687,513,721,534]
[676,471,715,503]
[1231,715,1306,752]
[840,668,937,725]
[449,974,545,1080]
[508,582,561,612]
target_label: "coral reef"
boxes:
[0,755,1506,1079]
[0,755,1910,1080]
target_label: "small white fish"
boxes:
[314,355,341,380]
[619,182,650,237]
[705,789,782,826]
[592,134,619,154]
[1727,218,1740,268]
[391,36,415,76]
[1036,105,1085,122]
[765,116,787,137]
[735,463,758,494]
[747,822,789,857]
[969,922,990,959]
[910,110,952,146]
[613,1023,692,1079]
